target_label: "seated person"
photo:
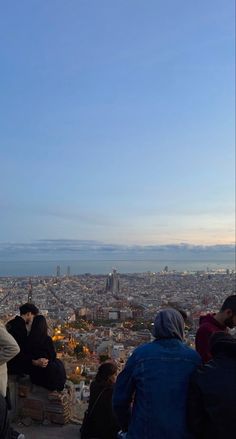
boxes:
[6,303,39,374]
[25,315,66,391]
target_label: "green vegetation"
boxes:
[74,343,86,359]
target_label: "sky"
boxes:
[0,0,235,258]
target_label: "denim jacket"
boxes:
[113,338,201,439]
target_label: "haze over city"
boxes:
[1,1,235,261]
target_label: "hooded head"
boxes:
[153,308,185,341]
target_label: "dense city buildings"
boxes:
[0,268,235,402]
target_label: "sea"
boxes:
[0,259,235,277]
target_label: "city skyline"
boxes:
[1,1,235,249]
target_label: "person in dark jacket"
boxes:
[113,308,201,439]
[195,295,236,363]
[81,362,119,439]
[26,315,66,391]
[187,331,236,439]
[6,303,39,374]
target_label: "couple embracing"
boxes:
[6,303,66,391]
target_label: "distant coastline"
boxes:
[0,259,235,277]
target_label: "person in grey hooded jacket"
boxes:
[0,322,21,439]
[0,323,20,398]
[113,308,201,439]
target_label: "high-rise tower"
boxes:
[106,269,120,294]
[28,280,33,303]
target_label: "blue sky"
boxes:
[0,0,235,252]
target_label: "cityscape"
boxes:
[0,265,235,408]
[0,0,235,436]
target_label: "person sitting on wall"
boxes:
[25,315,66,391]
[6,302,42,374]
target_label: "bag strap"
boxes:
[87,388,105,419]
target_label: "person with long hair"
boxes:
[26,315,66,391]
[80,362,120,439]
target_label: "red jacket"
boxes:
[195,314,226,363]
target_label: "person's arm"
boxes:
[6,319,26,349]
[0,324,20,365]
[195,325,212,363]
[113,354,136,431]
[186,373,206,438]
[46,336,56,361]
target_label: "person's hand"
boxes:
[32,358,49,368]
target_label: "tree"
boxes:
[74,343,86,359]
[54,340,64,353]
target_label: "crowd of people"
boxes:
[0,295,235,439]
[81,294,236,439]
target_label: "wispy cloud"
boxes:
[0,239,234,261]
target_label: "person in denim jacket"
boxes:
[113,308,201,439]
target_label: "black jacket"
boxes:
[83,381,119,439]
[6,316,31,374]
[26,335,66,391]
[6,316,27,349]
[187,337,236,438]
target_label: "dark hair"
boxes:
[95,362,118,384]
[19,303,39,316]
[29,315,48,344]
[220,295,236,313]
[176,309,188,322]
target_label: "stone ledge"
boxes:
[9,375,77,426]
[12,422,80,439]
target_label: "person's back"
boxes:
[81,362,119,439]
[113,309,201,439]
[6,303,39,374]
[187,332,236,439]
[26,315,66,391]
[87,380,118,439]
[6,316,27,351]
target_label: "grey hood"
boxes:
[153,308,185,341]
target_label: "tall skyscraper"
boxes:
[56,265,61,277]
[67,266,71,277]
[28,280,33,303]
[106,269,120,294]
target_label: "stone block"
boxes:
[18,384,31,398]
[11,377,77,425]
[21,398,44,412]
[45,412,70,424]
[21,407,44,422]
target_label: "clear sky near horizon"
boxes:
[0,0,235,253]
